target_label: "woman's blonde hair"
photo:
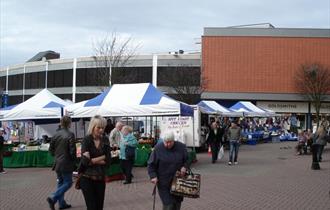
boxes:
[87,115,107,135]
[121,125,133,133]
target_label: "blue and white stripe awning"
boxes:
[65,83,193,118]
[230,101,275,117]
[1,89,72,121]
[197,100,242,117]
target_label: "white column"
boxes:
[23,65,26,101]
[72,58,77,103]
[152,55,158,87]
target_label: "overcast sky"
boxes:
[1,0,329,67]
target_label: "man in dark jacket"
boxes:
[47,116,76,210]
[148,131,188,210]
[207,122,224,163]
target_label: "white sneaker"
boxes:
[0,171,6,174]
[228,162,232,165]
[234,162,238,165]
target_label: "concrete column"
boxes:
[72,58,77,103]
[152,55,158,87]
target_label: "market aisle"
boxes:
[0,142,329,210]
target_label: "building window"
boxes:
[25,72,46,89]
[47,69,73,88]
[76,68,108,87]
[112,67,152,84]
[8,74,23,90]
[0,76,6,90]
[157,66,200,86]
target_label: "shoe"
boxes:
[46,197,55,210]
[123,181,131,184]
[228,162,232,165]
[234,162,238,165]
[212,160,216,164]
[59,204,72,209]
[0,171,6,174]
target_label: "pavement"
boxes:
[0,141,329,210]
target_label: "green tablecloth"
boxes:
[134,144,152,167]
[3,144,154,169]
[4,150,54,168]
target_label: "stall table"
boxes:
[4,150,54,168]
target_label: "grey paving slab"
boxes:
[0,142,329,210]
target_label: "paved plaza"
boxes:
[0,141,329,210]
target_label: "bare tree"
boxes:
[295,63,330,127]
[158,65,207,104]
[92,32,141,88]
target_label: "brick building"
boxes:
[202,26,330,128]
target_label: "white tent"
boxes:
[230,101,276,117]
[65,83,193,118]
[0,89,72,121]
[197,100,242,117]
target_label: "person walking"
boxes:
[79,115,111,210]
[227,121,242,165]
[47,116,76,210]
[206,122,224,163]
[313,126,327,162]
[119,125,138,184]
[148,131,188,210]
[0,128,6,174]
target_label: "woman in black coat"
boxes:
[79,115,111,210]
[207,122,224,163]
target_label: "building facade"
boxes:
[0,54,201,106]
[201,27,330,128]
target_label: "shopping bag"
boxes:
[218,146,224,160]
[170,169,201,198]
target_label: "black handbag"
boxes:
[125,146,136,160]
[170,169,201,198]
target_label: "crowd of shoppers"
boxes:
[39,113,329,210]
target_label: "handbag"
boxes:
[170,169,201,198]
[125,146,136,160]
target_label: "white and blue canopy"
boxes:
[197,100,242,117]
[0,89,72,121]
[65,83,193,118]
[230,101,276,117]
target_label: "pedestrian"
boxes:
[148,131,188,210]
[104,118,115,136]
[227,121,242,165]
[0,128,6,174]
[119,125,138,184]
[313,126,327,162]
[206,122,224,163]
[47,116,76,210]
[109,121,124,150]
[79,115,111,210]
[295,130,307,155]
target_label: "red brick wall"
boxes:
[202,36,330,93]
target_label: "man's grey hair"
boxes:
[163,131,175,142]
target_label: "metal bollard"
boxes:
[311,144,320,170]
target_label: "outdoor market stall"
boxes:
[0,89,72,167]
[230,101,278,145]
[65,83,194,179]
